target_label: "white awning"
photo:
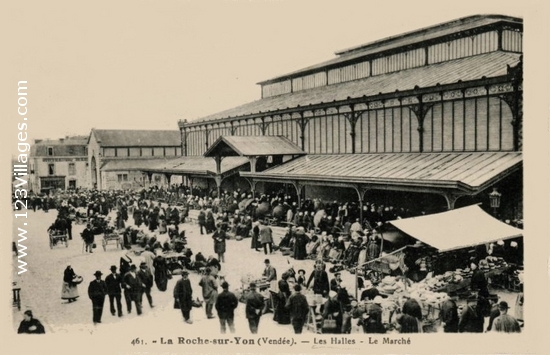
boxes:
[389,205,523,252]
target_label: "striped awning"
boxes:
[240,151,522,194]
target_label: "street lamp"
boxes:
[489,188,502,217]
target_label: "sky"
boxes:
[2,0,538,156]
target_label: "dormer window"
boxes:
[47,147,54,156]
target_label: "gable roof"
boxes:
[89,129,181,147]
[204,135,306,157]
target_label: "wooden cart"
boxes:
[49,230,69,249]
[102,232,123,251]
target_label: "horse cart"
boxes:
[49,230,69,249]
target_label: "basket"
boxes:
[72,276,84,285]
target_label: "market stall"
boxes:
[347,205,524,333]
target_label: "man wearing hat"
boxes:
[262,259,277,283]
[105,265,123,317]
[88,271,108,324]
[199,267,218,319]
[493,301,521,333]
[244,282,265,334]
[137,262,155,308]
[173,271,193,324]
[330,272,343,293]
[123,264,143,315]
[215,281,239,333]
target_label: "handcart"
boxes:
[102,231,123,251]
[49,230,69,249]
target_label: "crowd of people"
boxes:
[17,185,523,335]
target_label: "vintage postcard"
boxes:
[2,1,549,355]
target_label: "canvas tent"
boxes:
[388,204,523,253]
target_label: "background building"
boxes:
[29,136,89,193]
[87,129,183,190]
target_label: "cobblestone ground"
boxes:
[11,208,520,336]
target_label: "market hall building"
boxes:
[177,15,523,220]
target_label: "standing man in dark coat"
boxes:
[245,282,264,334]
[105,265,123,317]
[137,262,155,309]
[215,281,239,334]
[458,296,484,333]
[198,208,207,235]
[440,294,459,333]
[174,271,193,324]
[88,271,108,324]
[81,224,94,253]
[293,228,308,260]
[123,265,142,315]
[212,223,227,263]
[285,284,310,334]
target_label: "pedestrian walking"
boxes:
[153,251,169,292]
[285,284,310,334]
[137,262,155,308]
[306,263,330,297]
[259,221,274,254]
[88,271,108,324]
[215,281,239,334]
[105,265,123,317]
[198,209,206,235]
[174,271,193,324]
[61,265,80,303]
[81,223,95,253]
[123,264,143,315]
[199,267,218,319]
[244,282,264,334]
[212,223,226,263]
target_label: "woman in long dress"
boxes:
[61,265,79,302]
[153,251,169,292]
[274,273,291,325]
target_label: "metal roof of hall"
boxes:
[89,129,181,147]
[100,156,250,176]
[258,15,522,84]
[189,51,520,125]
[146,156,250,176]
[240,151,522,194]
[204,135,306,157]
